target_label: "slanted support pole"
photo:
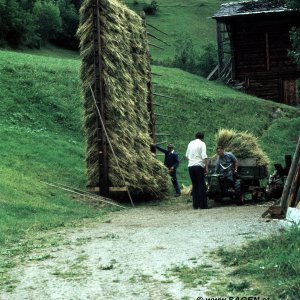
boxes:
[92,0,109,196]
[280,136,300,213]
[216,21,225,78]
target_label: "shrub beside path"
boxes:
[1,200,279,300]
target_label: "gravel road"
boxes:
[0,199,279,300]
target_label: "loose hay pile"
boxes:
[215,128,270,166]
[77,0,169,199]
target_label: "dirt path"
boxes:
[1,201,279,300]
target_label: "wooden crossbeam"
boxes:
[207,64,219,81]
[153,93,173,99]
[155,113,176,119]
[42,181,126,209]
[147,23,168,35]
[147,32,170,46]
[149,43,164,50]
[88,187,128,192]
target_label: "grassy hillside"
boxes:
[0,50,121,249]
[126,0,239,62]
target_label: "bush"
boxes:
[53,0,79,50]
[287,1,300,67]
[0,0,79,49]
[198,43,218,77]
[173,36,198,73]
[172,36,218,77]
[0,0,39,48]
[289,27,300,66]
[143,1,158,15]
[33,1,62,42]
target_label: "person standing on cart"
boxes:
[215,146,244,205]
[215,146,238,181]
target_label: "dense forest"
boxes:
[0,0,157,50]
[0,0,82,49]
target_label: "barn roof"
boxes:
[213,0,293,19]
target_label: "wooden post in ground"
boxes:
[92,0,109,196]
[280,136,300,213]
[287,161,300,208]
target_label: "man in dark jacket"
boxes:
[154,143,181,196]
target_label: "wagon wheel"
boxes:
[214,194,222,202]
[234,179,244,205]
[251,192,258,201]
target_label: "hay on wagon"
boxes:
[215,128,270,166]
[77,0,169,199]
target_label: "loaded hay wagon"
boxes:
[206,129,270,203]
[207,157,268,203]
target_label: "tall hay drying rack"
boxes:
[89,0,171,198]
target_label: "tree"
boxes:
[287,0,300,65]
[54,0,79,49]
[19,0,37,10]
[173,35,199,73]
[0,0,82,49]
[0,0,38,48]
[143,1,158,15]
[33,0,62,42]
[70,0,82,10]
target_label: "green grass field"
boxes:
[214,227,300,299]
[0,49,122,249]
[126,0,239,62]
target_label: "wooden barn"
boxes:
[212,0,300,105]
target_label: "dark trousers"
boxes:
[170,171,181,194]
[188,166,207,209]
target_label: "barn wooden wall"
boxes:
[226,14,300,105]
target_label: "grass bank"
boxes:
[169,228,300,298]
[0,49,122,248]
[213,227,300,299]
[126,0,238,62]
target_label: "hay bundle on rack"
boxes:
[215,128,270,166]
[77,0,169,199]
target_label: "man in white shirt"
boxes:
[186,132,209,209]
